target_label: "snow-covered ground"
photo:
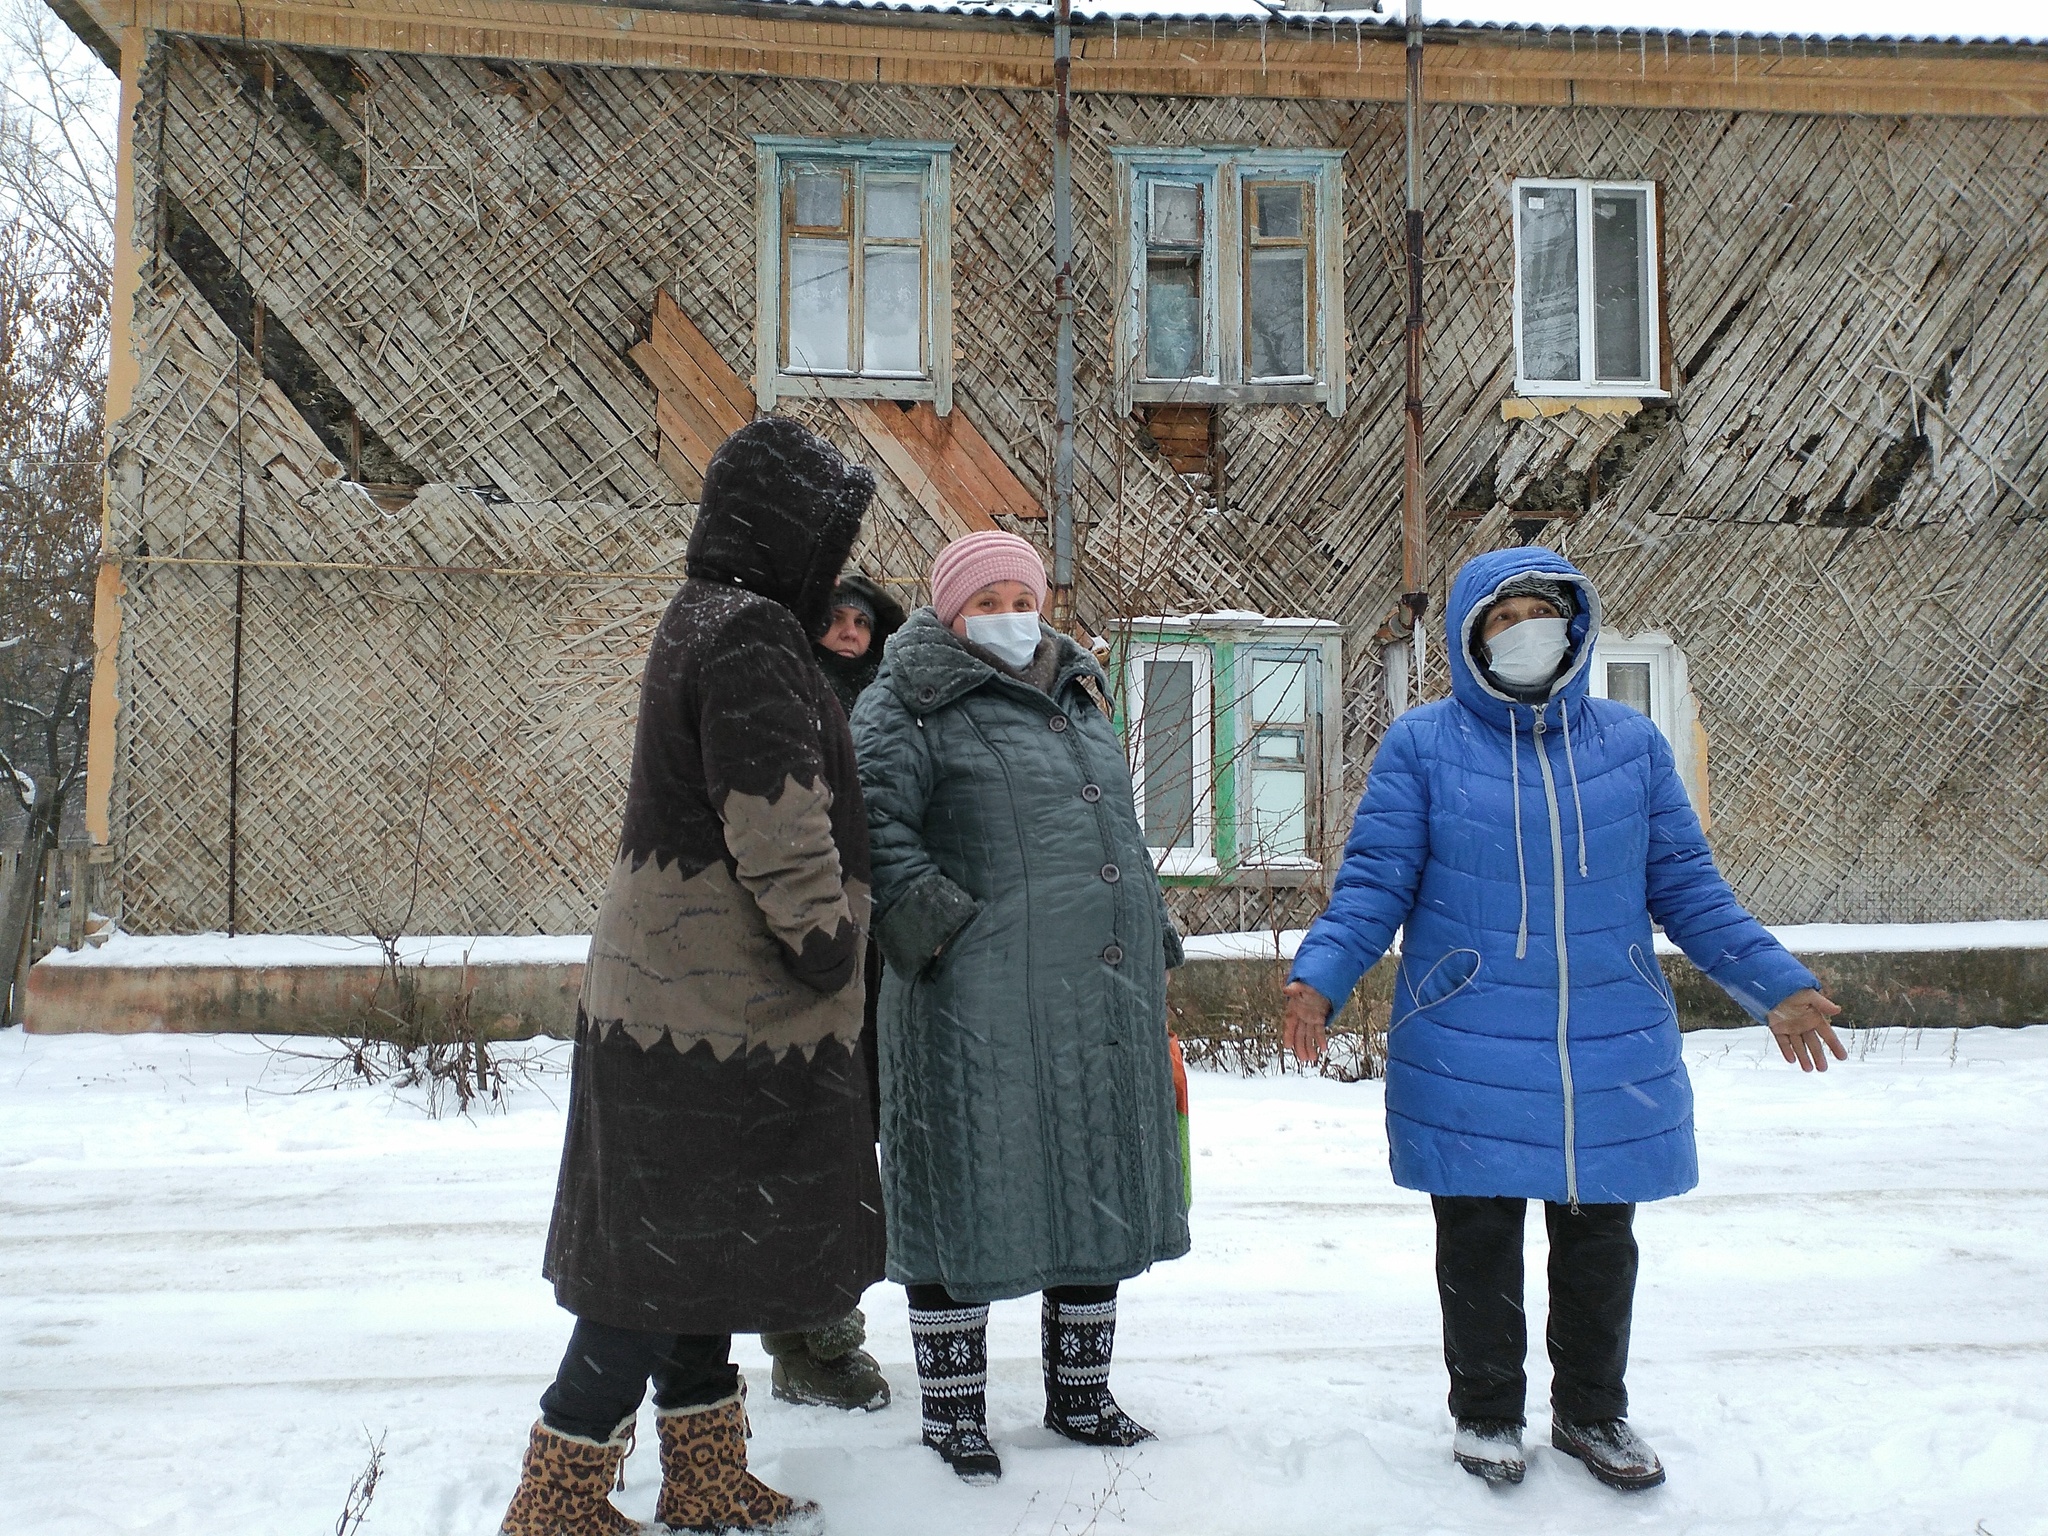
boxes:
[3,1024,2045,1536]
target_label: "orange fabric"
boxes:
[1167,1032,1189,1115]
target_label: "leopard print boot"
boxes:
[498,1419,640,1536]
[653,1391,822,1536]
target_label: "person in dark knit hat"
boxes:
[499,417,883,1536]
[755,571,909,1415]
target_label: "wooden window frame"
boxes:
[1241,178,1317,386]
[1510,178,1667,399]
[753,137,954,414]
[1116,618,1343,887]
[1234,643,1325,874]
[1112,148,1346,418]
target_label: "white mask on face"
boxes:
[963,611,1043,669]
[1485,616,1570,689]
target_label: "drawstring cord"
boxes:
[1510,713,1529,960]
[1558,697,1589,878]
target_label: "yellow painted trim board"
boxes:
[63,0,2048,116]
[85,26,146,847]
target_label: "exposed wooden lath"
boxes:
[102,36,2048,941]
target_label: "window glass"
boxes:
[793,169,847,230]
[1249,655,1307,724]
[1149,181,1204,245]
[1518,186,1580,383]
[863,246,921,374]
[1592,188,1650,382]
[787,239,851,372]
[1605,659,1653,716]
[1145,260,1202,379]
[1247,759,1308,860]
[1142,659,1198,851]
[1248,249,1308,380]
[864,176,922,240]
[1253,183,1303,239]
[1144,178,1206,381]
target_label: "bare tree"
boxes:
[0,0,112,1018]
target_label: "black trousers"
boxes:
[1432,1195,1637,1425]
[904,1282,1118,1309]
[538,1317,739,1442]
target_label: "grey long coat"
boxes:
[850,609,1190,1302]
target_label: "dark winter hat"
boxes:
[1485,572,1576,623]
[688,418,876,636]
[829,585,878,629]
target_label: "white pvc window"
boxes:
[753,138,953,412]
[1590,630,1701,808]
[1512,179,1663,396]
[1127,643,1217,877]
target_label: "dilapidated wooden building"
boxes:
[54,0,2048,939]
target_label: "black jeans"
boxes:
[904,1282,1118,1309]
[538,1317,739,1442]
[1432,1195,1637,1425]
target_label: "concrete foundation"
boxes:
[21,937,2048,1042]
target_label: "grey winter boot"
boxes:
[761,1308,891,1412]
[1552,1417,1665,1490]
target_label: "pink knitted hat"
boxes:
[929,531,1048,625]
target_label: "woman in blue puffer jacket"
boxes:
[1281,547,1844,1494]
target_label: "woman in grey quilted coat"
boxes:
[850,530,1190,1484]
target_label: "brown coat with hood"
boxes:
[543,417,887,1334]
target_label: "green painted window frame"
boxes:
[1112,620,1342,888]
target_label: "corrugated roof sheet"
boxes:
[743,0,2046,48]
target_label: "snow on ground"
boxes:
[3,1024,2046,1536]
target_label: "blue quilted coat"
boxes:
[1289,548,1818,1205]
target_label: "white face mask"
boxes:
[1484,616,1570,689]
[963,611,1043,669]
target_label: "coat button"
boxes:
[1101,943,1124,965]
[1048,715,1068,733]
[917,685,937,704]
[1100,863,1120,883]
[1080,783,1102,803]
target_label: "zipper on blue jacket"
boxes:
[1530,707,1580,1210]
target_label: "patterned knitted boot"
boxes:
[1041,1294,1155,1446]
[908,1299,1002,1483]
[653,1390,822,1535]
[498,1419,639,1536]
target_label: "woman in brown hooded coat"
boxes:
[499,418,885,1536]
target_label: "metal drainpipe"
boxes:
[1050,0,1077,628]
[1401,0,1430,695]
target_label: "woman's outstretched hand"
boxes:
[1282,980,1332,1065]
[1766,987,1847,1072]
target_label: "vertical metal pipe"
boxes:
[1050,0,1077,626]
[1401,0,1430,694]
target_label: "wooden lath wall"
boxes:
[107,32,2048,937]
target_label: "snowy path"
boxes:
[3,1025,2045,1536]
